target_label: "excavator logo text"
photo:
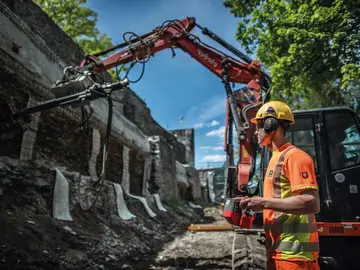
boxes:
[197,48,218,68]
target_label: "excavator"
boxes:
[11,17,360,270]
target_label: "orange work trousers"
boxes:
[267,254,320,270]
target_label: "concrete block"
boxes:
[53,168,73,221]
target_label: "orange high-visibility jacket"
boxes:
[263,142,319,261]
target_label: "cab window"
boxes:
[285,117,319,173]
[325,111,360,171]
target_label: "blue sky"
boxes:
[85,0,252,168]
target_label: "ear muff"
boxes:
[264,117,278,134]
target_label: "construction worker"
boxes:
[239,101,320,270]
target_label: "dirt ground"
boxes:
[0,157,234,270]
[149,207,234,270]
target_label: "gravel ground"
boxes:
[149,207,234,270]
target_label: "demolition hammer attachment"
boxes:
[11,69,129,121]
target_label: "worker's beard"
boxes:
[258,133,273,147]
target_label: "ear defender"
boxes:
[264,117,278,134]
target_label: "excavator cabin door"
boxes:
[289,107,360,222]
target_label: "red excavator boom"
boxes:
[76,17,271,199]
[82,17,263,85]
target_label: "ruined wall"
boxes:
[170,128,195,166]
[123,90,187,164]
[186,166,202,201]
[198,167,225,204]
[175,161,190,201]
[0,0,201,202]
[0,0,82,68]
[148,136,179,200]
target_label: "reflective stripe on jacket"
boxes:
[263,142,319,261]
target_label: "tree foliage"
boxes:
[223,0,360,112]
[33,0,125,81]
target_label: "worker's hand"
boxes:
[239,196,266,212]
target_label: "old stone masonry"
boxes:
[0,1,227,269]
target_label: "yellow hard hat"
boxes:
[250,100,295,124]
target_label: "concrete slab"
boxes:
[188,202,203,209]
[126,192,157,218]
[153,194,167,212]
[112,183,136,220]
[53,168,73,221]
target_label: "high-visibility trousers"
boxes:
[267,253,320,270]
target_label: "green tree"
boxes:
[78,33,112,55]
[223,0,360,112]
[33,0,126,81]
[33,0,99,41]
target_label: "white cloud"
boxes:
[200,146,223,151]
[194,122,205,129]
[202,155,226,162]
[206,126,225,138]
[194,119,220,129]
[207,120,220,127]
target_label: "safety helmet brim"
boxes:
[251,101,295,125]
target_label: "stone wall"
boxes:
[148,136,179,200]
[198,167,225,204]
[123,90,187,164]
[0,0,201,202]
[169,128,195,166]
[1,0,83,68]
[0,73,29,159]
[186,166,202,201]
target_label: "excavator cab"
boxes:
[288,107,360,223]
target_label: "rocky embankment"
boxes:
[0,157,206,270]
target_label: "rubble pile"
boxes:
[0,157,205,270]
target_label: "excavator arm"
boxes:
[81,17,264,85]
[14,17,271,203]
[72,17,271,198]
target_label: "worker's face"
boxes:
[255,120,272,146]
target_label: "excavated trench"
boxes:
[0,157,234,270]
